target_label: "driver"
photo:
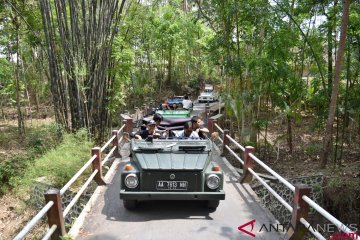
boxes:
[134,120,161,139]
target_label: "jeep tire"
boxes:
[207,200,219,210]
[123,199,137,210]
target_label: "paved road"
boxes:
[73,143,284,240]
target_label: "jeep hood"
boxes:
[135,152,209,170]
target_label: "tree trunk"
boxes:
[327,14,333,99]
[321,0,350,168]
[167,44,173,85]
[14,18,25,136]
[287,116,293,155]
[339,37,352,162]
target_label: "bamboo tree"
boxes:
[321,0,350,168]
[14,14,25,135]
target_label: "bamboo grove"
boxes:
[38,0,127,141]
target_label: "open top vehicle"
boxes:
[142,115,191,130]
[142,108,192,130]
[167,96,185,108]
[155,109,191,118]
[119,138,225,210]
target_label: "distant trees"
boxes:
[112,0,215,106]
[0,0,44,134]
[193,0,359,168]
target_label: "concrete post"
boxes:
[134,107,139,122]
[112,130,121,158]
[240,146,256,183]
[205,103,210,124]
[91,147,106,185]
[125,118,133,133]
[142,104,147,116]
[207,119,217,135]
[44,189,66,240]
[287,184,311,240]
[221,129,229,156]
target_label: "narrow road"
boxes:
[73,142,284,240]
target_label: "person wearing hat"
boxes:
[134,120,161,139]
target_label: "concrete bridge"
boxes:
[13,101,359,240]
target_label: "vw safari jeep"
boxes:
[120,138,225,210]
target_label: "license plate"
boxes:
[156,181,188,190]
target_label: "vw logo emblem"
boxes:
[170,174,175,180]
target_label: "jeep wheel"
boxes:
[123,200,137,210]
[207,200,219,210]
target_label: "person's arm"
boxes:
[199,127,209,133]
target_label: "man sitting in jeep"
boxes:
[134,120,161,139]
[174,121,199,139]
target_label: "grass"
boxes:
[10,128,94,198]
[0,122,95,239]
[0,123,64,195]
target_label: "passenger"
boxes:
[177,103,183,109]
[160,97,170,110]
[153,113,163,126]
[172,103,178,110]
[175,121,199,139]
[134,120,160,139]
[191,116,209,139]
[182,95,193,109]
[153,113,167,138]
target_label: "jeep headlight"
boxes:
[125,173,138,188]
[206,174,220,189]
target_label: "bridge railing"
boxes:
[13,120,132,240]
[208,116,359,240]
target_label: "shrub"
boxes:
[0,124,65,196]
[11,129,94,197]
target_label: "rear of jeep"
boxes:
[119,139,225,210]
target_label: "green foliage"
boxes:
[0,58,14,104]
[111,1,216,108]
[305,143,322,155]
[0,123,64,195]
[25,123,65,153]
[10,129,94,197]
[60,235,74,240]
[0,0,48,110]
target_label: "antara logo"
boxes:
[237,219,256,238]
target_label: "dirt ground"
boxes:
[0,194,47,240]
[0,108,54,239]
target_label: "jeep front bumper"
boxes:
[120,190,225,200]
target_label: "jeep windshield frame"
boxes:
[131,139,212,153]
